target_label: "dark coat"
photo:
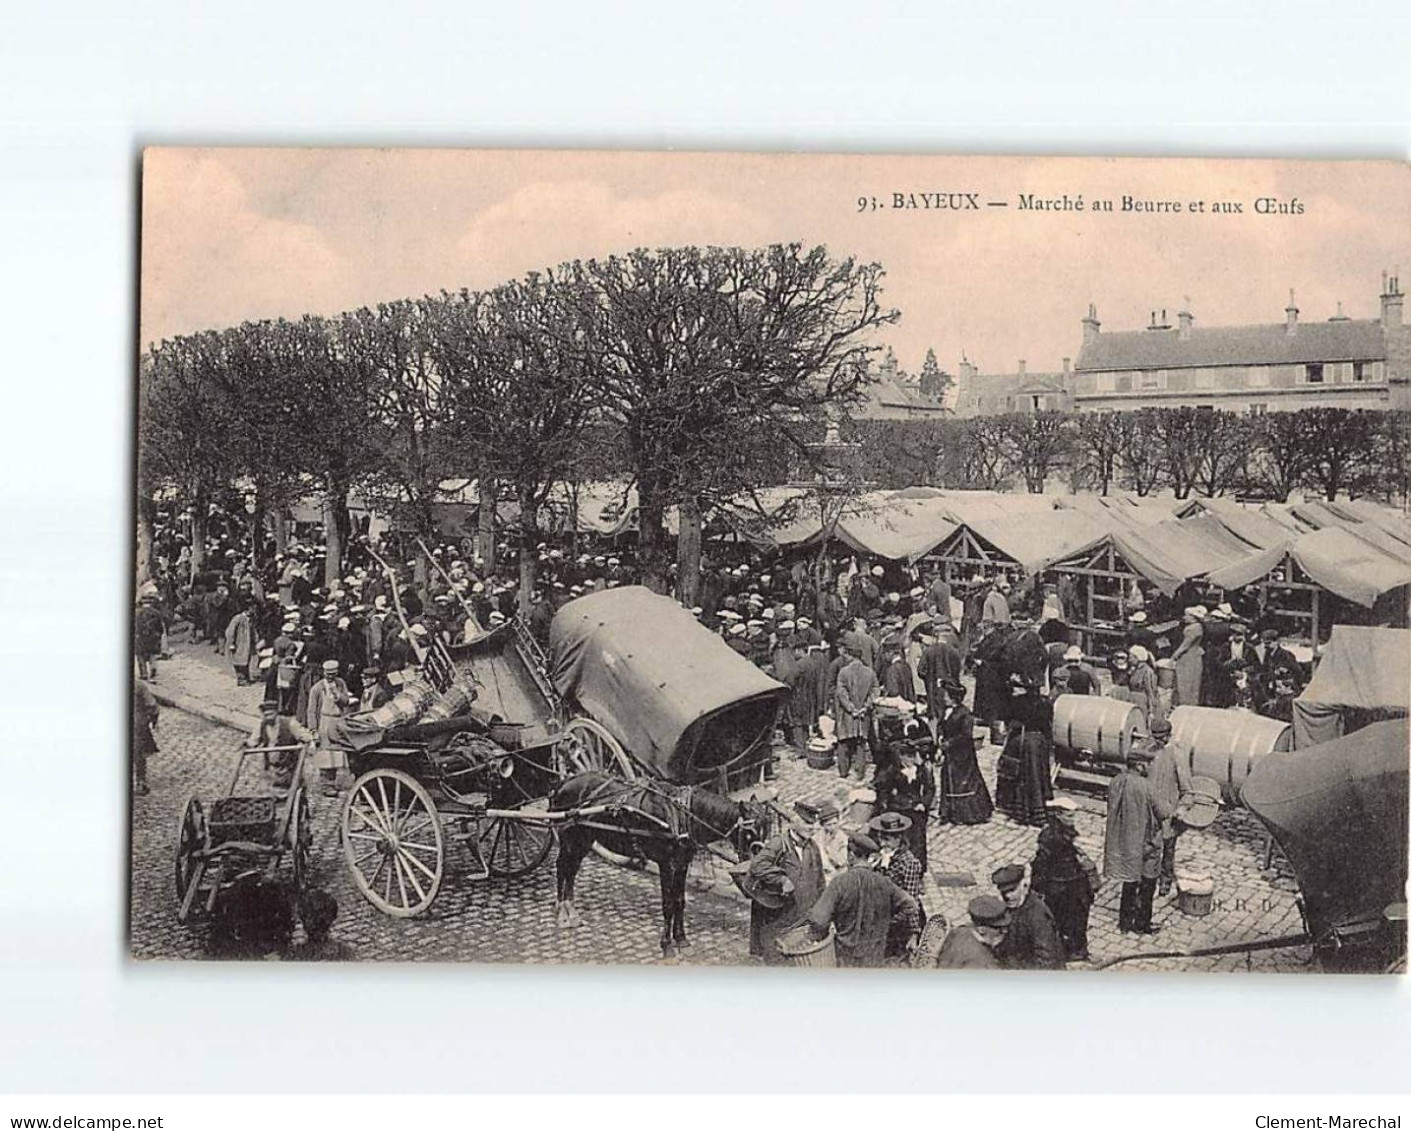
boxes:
[747,832,826,964]
[996,891,1065,970]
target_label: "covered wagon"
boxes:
[550,586,790,788]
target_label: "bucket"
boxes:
[1175,872,1215,917]
[806,746,837,771]
[776,924,836,967]
[1052,694,1145,763]
[1168,706,1292,802]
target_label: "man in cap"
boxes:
[306,659,354,797]
[743,814,826,965]
[934,894,1009,969]
[246,698,315,791]
[834,637,879,781]
[1104,750,1163,933]
[223,598,256,685]
[1030,797,1097,961]
[871,812,926,957]
[134,593,166,680]
[804,831,919,967]
[1144,718,1192,896]
[992,863,1065,970]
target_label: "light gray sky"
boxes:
[142,149,1409,376]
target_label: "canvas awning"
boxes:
[1054,514,1258,595]
[941,511,1115,574]
[1289,625,1411,747]
[1205,527,1411,610]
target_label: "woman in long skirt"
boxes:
[1170,608,1204,708]
[936,679,993,825]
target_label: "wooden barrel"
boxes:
[1052,694,1145,763]
[1167,706,1293,801]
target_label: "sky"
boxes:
[141,149,1411,377]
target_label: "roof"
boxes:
[1176,497,1302,551]
[858,371,946,418]
[942,511,1115,573]
[1055,514,1258,595]
[1204,527,1411,608]
[955,370,1070,413]
[1290,501,1411,565]
[1076,319,1388,372]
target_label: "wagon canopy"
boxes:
[1240,719,1409,947]
[1290,625,1411,748]
[549,586,789,782]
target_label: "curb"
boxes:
[144,681,258,735]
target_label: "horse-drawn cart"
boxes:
[174,743,313,923]
[338,586,789,919]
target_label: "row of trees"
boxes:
[851,405,1411,502]
[139,244,900,608]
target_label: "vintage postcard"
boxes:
[133,149,1410,972]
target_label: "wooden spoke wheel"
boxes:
[559,717,640,867]
[288,787,312,897]
[476,802,555,879]
[174,797,206,907]
[341,768,444,918]
[559,717,635,779]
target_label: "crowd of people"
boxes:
[132,501,1318,967]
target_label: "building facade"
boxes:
[952,358,1074,417]
[1070,275,1408,414]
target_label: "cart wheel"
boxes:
[560,718,641,867]
[289,787,312,897]
[477,802,555,879]
[560,717,635,779]
[341,768,444,918]
[174,796,205,904]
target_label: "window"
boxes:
[1249,403,1269,417]
[1305,363,1324,384]
[1096,373,1116,392]
[1353,361,1366,382]
[1139,369,1166,390]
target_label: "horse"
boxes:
[550,770,768,957]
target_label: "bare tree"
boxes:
[568,243,897,593]
[1000,410,1072,494]
[1073,411,1125,495]
[1250,410,1318,502]
[1300,407,1377,501]
[1116,409,1165,496]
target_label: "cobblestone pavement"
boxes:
[131,642,1316,972]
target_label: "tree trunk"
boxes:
[135,490,156,587]
[518,493,538,616]
[324,477,349,587]
[676,495,703,605]
[271,506,289,555]
[189,488,209,582]
[250,486,267,571]
[478,475,497,573]
[637,482,668,594]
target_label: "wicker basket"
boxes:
[1175,872,1215,917]
[209,796,276,845]
[776,925,836,967]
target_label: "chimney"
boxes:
[1017,360,1026,376]
[1081,303,1100,345]
[1285,288,1299,335]
[1062,357,1071,376]
[958,354,977,382]
[1383,271,1404,330]
[1329,300,1350,323]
